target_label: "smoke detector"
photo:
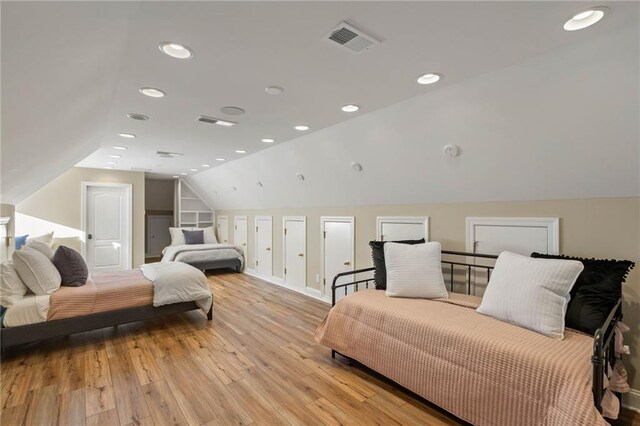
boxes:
[327,22,379,54]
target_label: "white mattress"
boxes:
[3,294,50,327]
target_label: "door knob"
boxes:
[343,260,350,266]
[266,247,271,251]
[298,253,304,257]
[242,243,246,246]
[88,234,93,240]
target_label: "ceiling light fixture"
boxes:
[180,172,188,176]
[109,154,121,158]
[139,87,166,98]
[235,150,247,154]
[216,158,225,161]
[107,161,118,165]
[417,73,441,85]
[261,138,275,143]
[202,164,211,167]
[118,133,136,138]
[127,113,148,121]
[104,166,113,170]
[190,168,198,172]
[113,146,127,150]
[294,125,310,131]
[265,86,284,95]
[564,7,607,31]
[159,42,193,59]
[220,106,245,116]
[341,104,360,113]
[172,175,179,178]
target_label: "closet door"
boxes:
[376,216,429,241]
[321,217,354,301]
[283,217,306,288]
[217,216,229,243]
[234,216,248,250]
[255,216,272,276]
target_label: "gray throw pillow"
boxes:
[52,246,88,287]
[182,229,204,245]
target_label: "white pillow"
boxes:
[476,251,584,339]
[202,226,218,244]
[12,247,61,295]
[384,241,448,299]
[24,240,55,259]
[169,227,189,246]
[0,260,28,307]
[27,231,54,248]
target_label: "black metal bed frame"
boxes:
[330,250,622,415]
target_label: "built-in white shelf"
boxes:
[176,180,214,228]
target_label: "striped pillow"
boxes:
[384,242,448,299]
[477,251,584,339]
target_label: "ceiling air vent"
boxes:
[196,115,236,127]
[131,167,152,172]
[327,22,379,53]
[156,151,184,159]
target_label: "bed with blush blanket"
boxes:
[161,243,244,271]
[315,290,618,426]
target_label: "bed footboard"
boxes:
[330,250,622,415]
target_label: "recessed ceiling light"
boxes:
[172,175,179,178]
[417,73,441,85]
[109,154,121,158]
[216,158,225,161]
[265,86,284,95]
[104,166,113,170]
[341,104,360,113]
[190,168,198,172]
[118,133,136,138]
[159,42,193,59]
[180,172,188,176]
[139,87,165,98]
[202,164,211,167]
[261,138,275,143]
[220,106,245,116]
[107,161,118,165]
[127,113,148,121]
[235,150,247,154]
[113,146,127,150]
[294,125,310,131]
[564,7,607,31]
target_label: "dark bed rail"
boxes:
[330,249,621,415]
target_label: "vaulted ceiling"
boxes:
[2,1,638,206]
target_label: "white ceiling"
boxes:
[2,1,638,204]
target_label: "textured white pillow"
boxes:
[27,231,54,248]
[24,240,55,259]
[384,242,448,299]
[202,226,218,244]
[0,260,28,307]
[12,247,62,295]
[476,251,584,339]
[169,227,188,246]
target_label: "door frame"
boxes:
[375,216,429,241]
[233,215,248,247]
[217,215,229,243]
[254,215,273,275]
[80,182,133,269]
[320,216,355,298]
[282,216,307,288]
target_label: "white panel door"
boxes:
[322,217,354,301]
[147,215,172,257]
[376,216,429,241]
[283,217,306,288]
[217,215,229,243]
[255,216,272,276]
[85,184,131,272]
[234,216,248,251]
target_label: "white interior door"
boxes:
[283,217,306,288]
[255,216,272,276]
[217,215,229,243]
[321,217,354,301]
[84,184,132,272]
[147,215,172,257]
[234,216,248,252]
[376,216,429,241]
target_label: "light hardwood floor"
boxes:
[1,271,638,425]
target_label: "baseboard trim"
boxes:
[244,269,330,304]
[623,388,640,413]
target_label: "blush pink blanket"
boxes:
[315,290,609,426]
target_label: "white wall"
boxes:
[188,26,639,210]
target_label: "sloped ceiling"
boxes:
[2,1,638,206]
[188,25,640,210]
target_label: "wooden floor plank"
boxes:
[2,270,639,426]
